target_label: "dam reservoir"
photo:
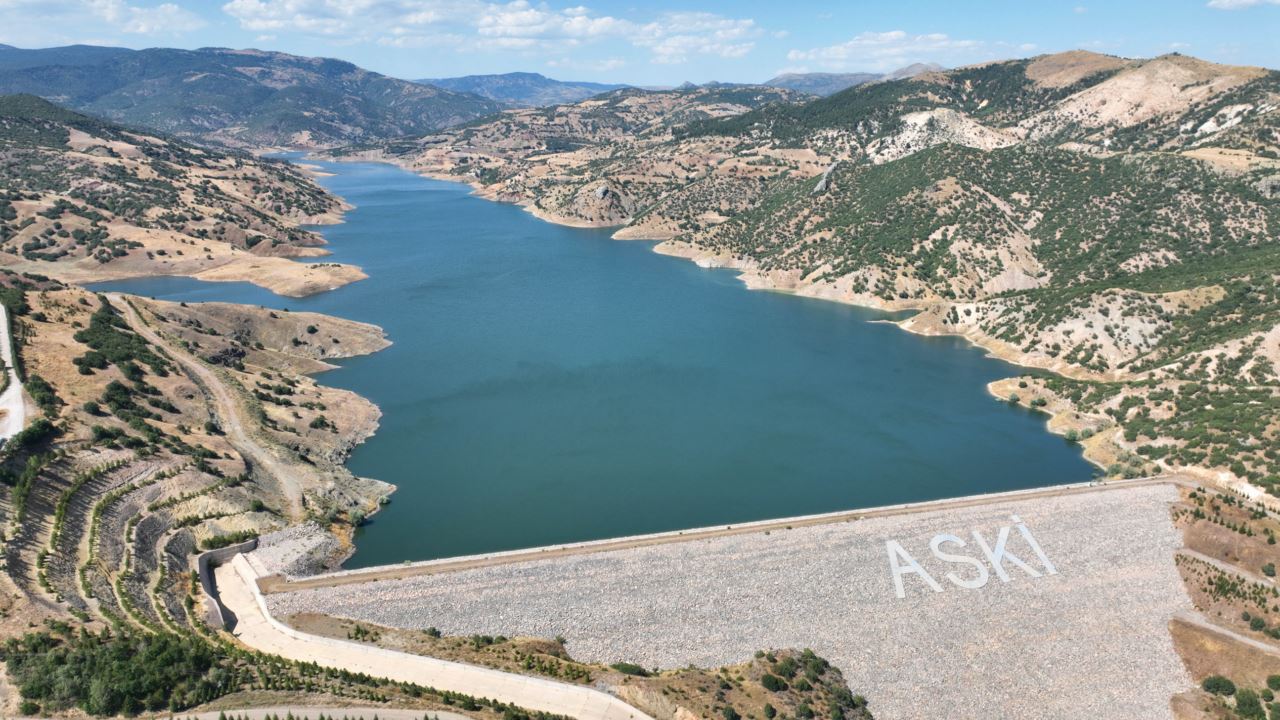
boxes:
[90,158,1095,567]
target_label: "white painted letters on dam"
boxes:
[887,515,1058,598]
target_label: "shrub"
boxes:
[760,674,787,692]
[773,656,798,678]
[609,662,649,677]
[1263,563,1276,577]
[763,704,776,719]
[1269,675,1280,691]
[1235,688,1264,719]
[722,707,740,720]
[1202,675,1236,696]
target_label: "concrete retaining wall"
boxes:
[196,538,259,629]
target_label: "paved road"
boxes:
[8,707,470,720]
[167,706,471,720]
[111,295,305,519]
[216,555,653,720]
[0,305,26,441]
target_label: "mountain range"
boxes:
[0,45,501,148]
[764,63,944,96]
[416,71,627,108]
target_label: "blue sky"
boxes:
[2,0,1278,83]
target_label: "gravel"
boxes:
[267,484,1194,720]
[251,522,340,576]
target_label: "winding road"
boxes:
[215,555,654,720]
[110,294,306,519]
[0,304,26,442]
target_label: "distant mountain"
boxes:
[882,62,945,80]
[0,45,503,148]
[0,43,133,71]
[764,72,881,96]
[764,64,944,96]
[418,72,627,108]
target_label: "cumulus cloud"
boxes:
[632,12,759,64]
[221,0,760,63]
[0,0,204,36]
[787,30,1015,72]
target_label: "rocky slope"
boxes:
[358,50,1280,499]
[0,46,502,148]
[0,94,364,295]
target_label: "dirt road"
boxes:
[110,294,306,519]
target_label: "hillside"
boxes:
[0,46,502,148]
[763,64,942,97]
[418,72,627,107]
[331,84,809,227]
[359,50,1280,499]
[764,72,881,96]
[0,94,362,294]
[0,43,134,71]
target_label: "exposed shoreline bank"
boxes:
[315,152,1272,510]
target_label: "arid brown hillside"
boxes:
[0,94,363,295]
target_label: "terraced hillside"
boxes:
[0,265,419,711]
[360,50,1280,500]
[0,94,364,295]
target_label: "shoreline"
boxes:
[285,153,1275,569]
[313,153,1263,505]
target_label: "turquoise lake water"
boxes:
[90,158,1095,567]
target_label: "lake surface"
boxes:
[91,159,1095,567]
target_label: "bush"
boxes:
[200,530,258,550]
[1269,675,1280,691]
[609,662,649,677]
[1202,675,1236,696]
[722,707,740,720]
[1235,688,1264,719]
[1263,563,1276,577]
[773,656,798,678]
[763,704,776,719]
[760,673,787,692]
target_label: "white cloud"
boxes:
[1206,0,1280,7]
[546,55,624,71]
[221,0,760,64]
[0,0,205,36]
[786,30,987,72]
[633,12,760,64]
